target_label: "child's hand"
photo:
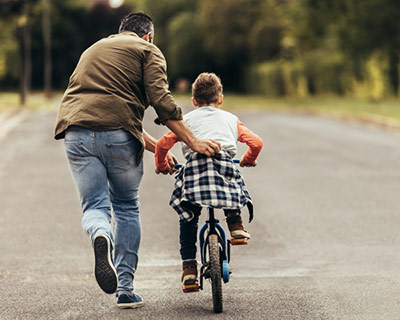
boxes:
[155,167,170,175]
[155,152,178,175]
[240,158,257,167]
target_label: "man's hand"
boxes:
[165,151,179,174]
[165,120,221,157]
[166,152,178,170]
[155,152,179,175]
[240,158,257,167]
[191,139,221,157]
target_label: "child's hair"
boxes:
[192,72,223,106]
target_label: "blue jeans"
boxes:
[64,126,143,295]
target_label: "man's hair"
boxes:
[119,12,153,37]
[192,73,223,106]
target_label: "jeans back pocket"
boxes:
[106,137,139,172]
[64,141,90,174]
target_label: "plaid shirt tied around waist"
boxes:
[170,152,253,222]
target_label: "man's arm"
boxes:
[143,130,156,153]
[165,119,221,157]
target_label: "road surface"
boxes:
[0,107,399,319]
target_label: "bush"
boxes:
[307,53,351,95]
[351,53,390,100]
[245,62,285,97]
[245,53,354,97]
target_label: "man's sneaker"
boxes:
[117,293,144,309]
[227,215,251,239]
[93,234,118,294]
[181,259,200,293]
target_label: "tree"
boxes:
[166,11,209,85]
[197,0,264,90]
[42,0,51,98]
[0,0,39,104]
[302,0,400,95]
[140,0,196,53]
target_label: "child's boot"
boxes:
[227,215,250,241]
[181,259,200,293]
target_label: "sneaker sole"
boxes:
[117,301,145,309]
[182,274,197,285]
[231,230,251,239]
[94,235,118,294]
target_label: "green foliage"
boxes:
[196,0,264,89]
[308,53,351,95]
[245,62,284,96]
[166,11,208,83]
[198,0,261,63]
[300,0,400,95]
[0,0,133,89]
[0,0,399,98]
[246,54,352,97]
[0,21,18,80]
[140,0,196,52]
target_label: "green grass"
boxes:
[1,91,399,127]
[174,93,400,127]
[0,91,62,112]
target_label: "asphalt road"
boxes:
[0,107,399,320]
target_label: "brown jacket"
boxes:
[54,31,182,162]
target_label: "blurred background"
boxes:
[0,0,399,120]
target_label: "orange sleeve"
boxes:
[237,120,263,163]
[155,131,180,171]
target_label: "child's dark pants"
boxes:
[179,202,240,260]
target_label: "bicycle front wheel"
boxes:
[208,234,223,313]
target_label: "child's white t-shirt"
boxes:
[181,105,238,159]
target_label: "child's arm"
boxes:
[155,131,180,174]
[237,120,263,167]
[145,130,178,171]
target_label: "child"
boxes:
[155,72,263,291]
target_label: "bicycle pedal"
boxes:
[231,238,248,246]
[182,283,200,293]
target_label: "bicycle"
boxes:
[175,159,253,313]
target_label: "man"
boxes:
[54,12,220,309]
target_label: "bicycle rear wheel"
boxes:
[208,234,223,313]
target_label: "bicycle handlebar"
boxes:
[174,159,240,169]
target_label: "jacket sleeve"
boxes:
[143,46,183,125]
[155,131,180,171]
[237,120,263,163]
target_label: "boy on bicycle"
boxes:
[155,72,263,291]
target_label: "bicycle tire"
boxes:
[208,234,223,313]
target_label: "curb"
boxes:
[276,109,400,132]
[0,109,28,141]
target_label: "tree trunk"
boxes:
[388,49,399,97]
[42,0,52,98]
[19,28,26,106]
[18,15,29,106]
[25,23,31,94]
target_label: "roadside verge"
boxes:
[0,109,28,141]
